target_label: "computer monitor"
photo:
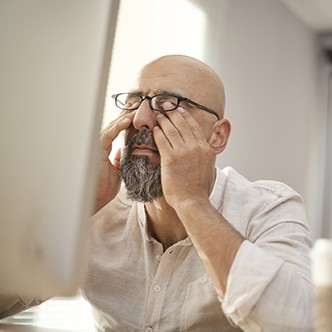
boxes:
[0,0,119,297]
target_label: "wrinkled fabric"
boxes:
[82,167,314,331]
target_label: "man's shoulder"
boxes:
[114,185,134,207]
[103,186,133,211]
[218,166,301,200]
[217,167,307,234]
[90,186,134,228]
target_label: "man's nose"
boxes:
[132,99,157,131]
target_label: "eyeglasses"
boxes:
[111,92,220,120]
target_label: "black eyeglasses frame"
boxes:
[111,92,220,120]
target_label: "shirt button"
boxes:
[145,327,153,332]
[156,255,162,261]
[153,284,161,293]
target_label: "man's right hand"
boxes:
[94,112,134,213]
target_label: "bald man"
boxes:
[0,55,313,331]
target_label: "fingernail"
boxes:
[177,107,186,113]
[156,113,164,119]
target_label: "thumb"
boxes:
[113,148,122,171]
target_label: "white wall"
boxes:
[190,0,328,238]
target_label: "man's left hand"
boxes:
[153,108,215,209]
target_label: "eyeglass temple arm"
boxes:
[184,98,220,120]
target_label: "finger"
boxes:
[155,113,184,148]
[101,113,134,153]
[112,148,122,171]
[163,107,196,143]
[175,107,207,142]
[153,125,173,154]
[102,110,132,131]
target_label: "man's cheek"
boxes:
[123,127,134,145]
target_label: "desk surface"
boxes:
[0,324,71,332]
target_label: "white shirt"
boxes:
[82,167,314,331]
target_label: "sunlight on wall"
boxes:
[103,0,207,128]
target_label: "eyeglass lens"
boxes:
[116,93,179,111]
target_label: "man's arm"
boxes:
[153,108,313,330]
[174,195,313,330]
[94,111,134,213]
[153,108,240,295]
[175,199,244,296]
[0,295,44,319]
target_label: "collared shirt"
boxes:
[82,167,314,331]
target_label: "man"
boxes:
[0,55,313,331]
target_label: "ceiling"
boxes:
[280,0,332,33]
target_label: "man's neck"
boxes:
[145,199,187,251]
[142,168,217,251]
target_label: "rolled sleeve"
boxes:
[214,168,314,331]
[221,241,314,331]
[222,240,283,316]
[0,295,45,319]
[222,241,283,327]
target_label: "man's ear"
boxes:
[208,119,231,154]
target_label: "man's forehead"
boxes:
[135,65,200,94]
[141,59,200,78]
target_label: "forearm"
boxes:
[174,198,245,296]
[174,198,314,330]
[0,295,42,319]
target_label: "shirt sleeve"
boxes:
[221,186,314,331]
[0,295,44,319]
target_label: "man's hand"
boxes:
[94,112,134,213]
[153,108,215,209]
[154,108,244,296]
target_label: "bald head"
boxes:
[120,55,230,203]
[136,55,226,119]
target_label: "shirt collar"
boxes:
[209,167,225,212]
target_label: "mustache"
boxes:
[126,129,158,152]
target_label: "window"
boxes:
[103,0,207,127]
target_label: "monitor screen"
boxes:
[0,0,119,297]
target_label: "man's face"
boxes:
[119,56,223,203]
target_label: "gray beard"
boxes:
[119,130,163,203]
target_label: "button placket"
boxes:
[143,247,178,330]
